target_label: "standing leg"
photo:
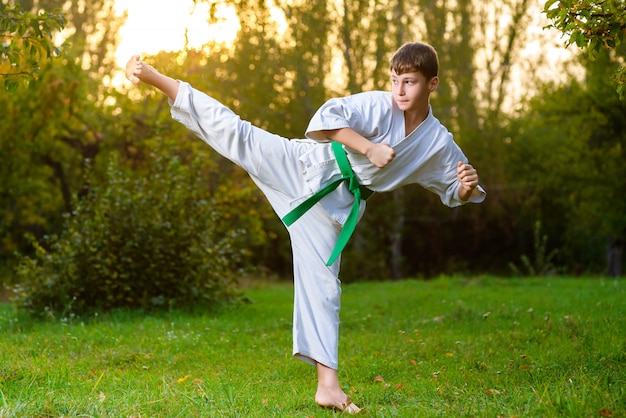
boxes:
[287,202,342,369]
[280,200,361,413]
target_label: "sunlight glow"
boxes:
[114,0,239,67]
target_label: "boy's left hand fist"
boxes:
[457,161,478,190]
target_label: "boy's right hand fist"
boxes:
[125,55,143,84]
[366,143,396,168]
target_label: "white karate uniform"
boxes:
[169,82,486,370]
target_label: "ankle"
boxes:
[316,362,340,386]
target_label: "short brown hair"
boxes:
[389,42,439,80]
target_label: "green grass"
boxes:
[0,277,624,417]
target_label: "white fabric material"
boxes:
[305,91,486,206]
[169,82,485,370]
[170,82,345,368]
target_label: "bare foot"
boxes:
[316,388,362,414]
[125,55,158,85]
[315,363,362,414]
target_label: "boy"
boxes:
[125,42,485,413]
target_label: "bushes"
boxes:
[12,154,264,317]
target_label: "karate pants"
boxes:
[172,85,346,369]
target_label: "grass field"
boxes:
[0,277,624,417]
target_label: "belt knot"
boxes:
[282,141,374,266]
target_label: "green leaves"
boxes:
[543,0,626,97]
[12,154,261,317]
[544,0,625,49]
[0,3,66,91]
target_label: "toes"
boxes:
[317,396,362,414]
[342,397,362,414]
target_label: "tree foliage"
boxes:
[0,57,105,261]
[0,2,65,91]
[544,0,626,97]
[13,153,261,317]
[506,46,626,273]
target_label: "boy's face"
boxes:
[391,70,438,113]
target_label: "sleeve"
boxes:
[169,81,240,140]
[305,92,391,141]
[419,138,486,207]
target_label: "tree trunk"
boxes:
[390,188,405,279]
[606,239,623,277]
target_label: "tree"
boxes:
[544,0,626,97]
[0,2,65,91]
[506,45,626,275]
[277,0,332,136]
[0,0,125,262]
[13,153,262,317]
[0,56,114,268]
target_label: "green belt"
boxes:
[282,141,374,266]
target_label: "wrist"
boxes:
[458,185,473,201]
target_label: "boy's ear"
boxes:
[429,76,439,92]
